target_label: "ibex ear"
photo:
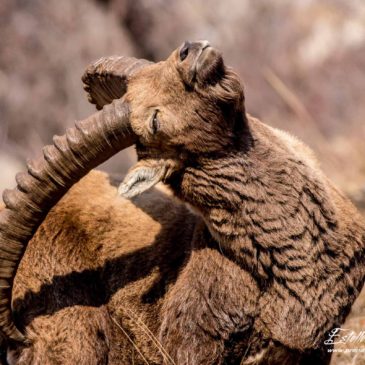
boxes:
[118,159,179,199]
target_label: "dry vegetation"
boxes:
[0,0,364,363]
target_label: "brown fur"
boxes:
[4,170,343,365]
[2,41,365,364]
[5,171,196,364]
[118,41,365,363]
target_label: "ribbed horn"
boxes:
[82,56,152,110]
[0,98,136,342]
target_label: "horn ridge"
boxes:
[82,56,152,110]
[0,98,136,342]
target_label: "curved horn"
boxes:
[0,98,137,342]
[82,56,152,110]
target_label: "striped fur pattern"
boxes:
[119,41,365,364]
[176,117,365,348]
[147,116,365,364]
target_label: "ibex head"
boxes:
[0,40,245,342]
[119,40,246,198]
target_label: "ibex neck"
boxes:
[178,149,260,240]
[169,117,339,287]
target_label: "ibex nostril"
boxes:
[179,41,191,61]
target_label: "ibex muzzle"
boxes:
[177,40,224,85]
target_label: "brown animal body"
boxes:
[0,41,364,364]
[3,171,196,364]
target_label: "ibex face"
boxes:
[119,40,246,198]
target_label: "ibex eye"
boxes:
[150,110,160,135]
[179,42,190,61]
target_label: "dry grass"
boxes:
[111,315,151,365]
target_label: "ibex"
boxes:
[0,41,364,365]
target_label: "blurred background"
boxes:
[0,0,364,363]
